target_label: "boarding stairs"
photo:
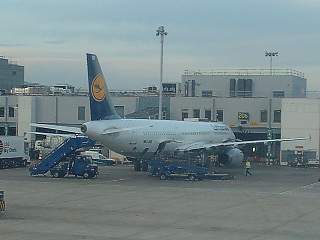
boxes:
[30,136,95,175]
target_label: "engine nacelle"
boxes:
[218,148,244,168]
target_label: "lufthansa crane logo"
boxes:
[91,74,106,102]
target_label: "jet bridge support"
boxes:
[30,136,95,176]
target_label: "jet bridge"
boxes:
[30,136,95,176]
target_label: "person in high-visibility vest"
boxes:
[245,159,252,176]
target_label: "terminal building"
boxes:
[181,68,306,98]
[0,66,315,163]
[0,57,24,91]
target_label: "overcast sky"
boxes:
[1,0,319,90]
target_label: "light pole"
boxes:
[265,51,279,75]
[156,26,167,120]
[265,51,279,165]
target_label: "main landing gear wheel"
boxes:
[160,174,167,180]
[52,172,59,178]
[188,175,196,181]
[83,172,89,179]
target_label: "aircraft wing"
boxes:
[30,123,82,134]
[176,137,309,151]
[31,123,155,135]
[26,131,75,138]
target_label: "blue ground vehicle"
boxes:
[50,155,98,179]
[149,160,208,181]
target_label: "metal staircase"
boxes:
[30,136,95,175]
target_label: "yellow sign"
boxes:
[238,112,249,121]
[91,74,106,102]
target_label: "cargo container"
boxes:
[0,136,27,169]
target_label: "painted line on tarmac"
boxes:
[279,181,320,195]
[111,178,126,182]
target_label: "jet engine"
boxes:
[218,147,244,168]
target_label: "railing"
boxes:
[183,68,305,78]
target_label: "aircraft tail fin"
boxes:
[86,53,121,120]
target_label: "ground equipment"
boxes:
[50,155,98,179]
[30,136,95,176]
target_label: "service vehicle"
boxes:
[0,136,28,169]
[149,160,208,181]
[50,155,98,179]
[82,150,115,166]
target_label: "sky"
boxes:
[0,0,320,91]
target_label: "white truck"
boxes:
[81,151,116,166]
[0,136,28,169]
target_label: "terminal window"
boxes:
[162,111,166,120]
[260,110,268,122]
[202,90,213,97]
[115,106,125,118]
[237,79,252,97]
[182,112,188,120]
[193,109,200,118]
[273,110,281,123]
[0,107,4,117]
[8,127,16,136]
[230,79,236,97]
[205,110,212,121]
[273,91,285,98]
[78,106,85,121]
[8,107,14,118]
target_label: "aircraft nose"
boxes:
[80,122,99,140]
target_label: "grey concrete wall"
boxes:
[170,96,282,129]
[34,96,91,124]
[17,96,36,140]
[112,96,139,116]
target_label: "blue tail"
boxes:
[86,53,121,120]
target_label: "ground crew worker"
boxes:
[245,159,252,176]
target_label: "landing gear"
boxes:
[188,174,196,181]
[141,161,148,172]
[134,160,148,172]
[160,173,167,180]
[134,160,141,171]
[83,172,89,179]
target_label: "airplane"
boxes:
[31,53,308,168]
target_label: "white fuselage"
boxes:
[84,119,235,159]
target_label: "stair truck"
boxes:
[29,136,97,178]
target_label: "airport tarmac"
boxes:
[0,165,320,240]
